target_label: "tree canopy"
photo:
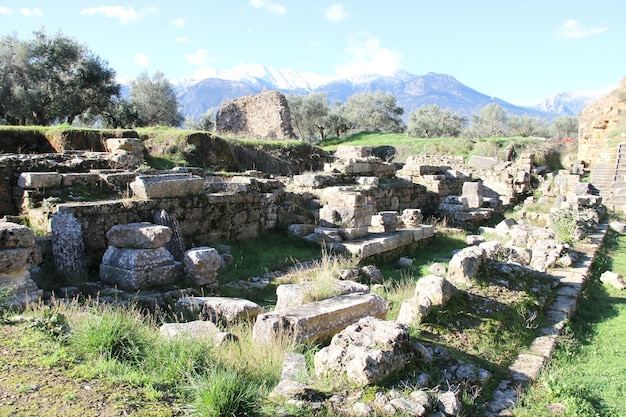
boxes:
[0,30,119,125]
[130,71,182,127]
[407,105,467,138]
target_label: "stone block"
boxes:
[468,155,499,170]
[0,270,41,308]
[0,248,37,273]
[106,137,144,154]
[0,222,35,249]
[60,172,101,187]
[336,226,369,240]
[106,222,172,249]
[319,205,374,228]
[356,176,379,187]
[275,280,369,311]
[51,211,87,278]
[100,246,182,290]
[183,247,223,285]
[176,296,264,324]
[323,191,366,208]
[130,174,205,199]
[17,172,62,189]
[293,174,329,189]
[447,246,486,287]
[335,145,373,160]
[462,181,484,209]
[160,320,237,346]
[314,317,414,386]
[252,293,387,345]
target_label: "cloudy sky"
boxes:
[1,1,623,105]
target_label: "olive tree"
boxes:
[287,92,332,142]
[407,104,467,138]
[0,30,119,125]
[341,91,404,133]
[464,103,510,138]
[130,71,182,127]
[550,115,579,140]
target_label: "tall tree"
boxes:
[407,104,467,138]
[287,92,331,142]
[341,91,404,133]
[0,30,119,125]
[130,70,182,127]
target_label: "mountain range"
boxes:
[173,65,604,122]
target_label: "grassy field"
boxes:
[514,229,626,417]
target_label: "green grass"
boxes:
[318,132,574,170]
[514,230,626,417]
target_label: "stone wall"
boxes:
[0,128,138,154]
[216,91,295,140]
[56,183,312,269]
[578,77,626,166]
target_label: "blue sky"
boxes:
[1,1,624,105]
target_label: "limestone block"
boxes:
[414,275,456,306]
[314,316,414,386]
[462,181,484,209]
[183,247,223,285]
[400,209,423,228]
[0,270,41,308]
[447,246,486,287]
[51,211,87,278]
[287,224,316,237]
[420,224,435,238]
[176,296,264,324]
[496,218,518,231]
[100,246,182,290]
[159,320,237,346]
[293,174,329,189]
[468,155,499,170]
[106,137,144,154]
[60,172,101,187]
[130,174,205,199]
[396,295,432,326]
[17,172,62,189]
[335,145,373,160]
[356,176,379,187]
[275,280,369,311]
[253,293,387,345]
[106,222,172,249]
[0,248,37,273]
[336,226,369,240]
[323,191,366,208]
[0,222,35,249]
[319,205,374,228]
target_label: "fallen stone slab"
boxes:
[0,270,41,309]
[314,316,414,386]
[176,296,264,324]
[159,320,237,346]
[253,293,387,345]
[447,246,486,287]
[274,280,369,311]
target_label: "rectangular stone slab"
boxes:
[252,293,387,345]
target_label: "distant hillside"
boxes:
[171,65,599,121]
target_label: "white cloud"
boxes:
[176,37,189,43]
[0,6,12,15]
[190,67,218,81]
[325,3,347,22]
[172,17,187,28]
[335,37,403,78]
[134,54,149,67]
[556,19,607,39]
[249,0,286,15]
[81,6,159,24]
[20,7,44,17]
[186,48,213,66]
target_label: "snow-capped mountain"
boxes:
[532,88,611,116]
[175,65,604,121]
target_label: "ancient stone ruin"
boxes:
[216,90,295,139]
